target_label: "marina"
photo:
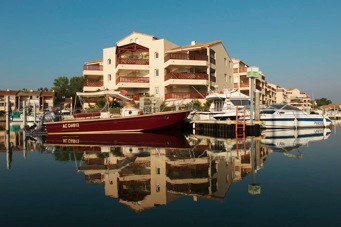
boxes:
[0,121,340,225]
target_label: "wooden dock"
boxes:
[190,119,263,138]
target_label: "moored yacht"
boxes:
[259,104,332,129]
[188,89,250,121]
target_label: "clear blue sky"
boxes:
[1,0,340,103]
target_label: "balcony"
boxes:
[116,76,149,84]
[233,67,247,73]
[165,73,208,81]
[165,92,208,100]
[164,53,208,62]
[84,80,103,87]
[117,58,149,65]
[83,65,103,71]
[240,81,249,88]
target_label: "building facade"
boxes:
[0,90,54,112]
[83,32,234,104]
[82,32,314,108]
[232,58,270,105]
[287,88,311,111]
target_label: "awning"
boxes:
[76,90,132,101]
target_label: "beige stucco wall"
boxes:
[209,43,233,91]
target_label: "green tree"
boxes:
[315,98,332,107]
[37,87,49,91]
[52,76,83,106]
[69,77,84,98]
[52,76,70,99]
[96,97,106,108]
[110,100,121,108]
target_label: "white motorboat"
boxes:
[259,104,332,129]
[189,89,250,121]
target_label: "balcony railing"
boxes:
[116,76,149,84]
[165,73,208,81]
[240,81,249,87]
[233,67,247,73]
[84,80,103,87]
[164,53,208,62]
[117,58,149,65]
[165,92,208,100]
[83,65,103,71]
[128,94,144,101]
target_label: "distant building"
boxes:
[0,89,54,112]
[232,58,270,105]
[0,90,19,111]
[287,88,311,111]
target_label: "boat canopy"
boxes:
[206,89,250,101]
[76,90,132,101]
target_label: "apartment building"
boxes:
[287,88,311,111]
[232,58,268,104]
[0,90,54,112]
[232,58,314,107]
[265,82,277,105]
[83,32,233,104]
[0,90,18,111]
[268,84,288,104]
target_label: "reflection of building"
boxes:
[0,129,41,152]
[0,130,23,151]
[75,134,268,212]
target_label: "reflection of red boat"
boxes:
[44,131,190,148]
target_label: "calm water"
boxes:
[1,123,341,226]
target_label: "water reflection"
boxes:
[38,131,270,212]
[0,127,332,212]
[261,128,331,158]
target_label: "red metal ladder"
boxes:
[235,106,246,155]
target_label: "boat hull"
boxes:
[44,110,190,135]
[260,115,332,129]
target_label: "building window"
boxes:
[156,185,160,192]
[155,87,159,95]
[108,58,111,64]
[224,58,227,66]
[155,52,159,59]
[155,69,159,76]
[157,168,160,174]
[108,74,111,81]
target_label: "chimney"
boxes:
[191,40,196,45]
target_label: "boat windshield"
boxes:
[260,110,276,114]
[268,104,302,111]
[281,105,302,111]
[231,100,250,106]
